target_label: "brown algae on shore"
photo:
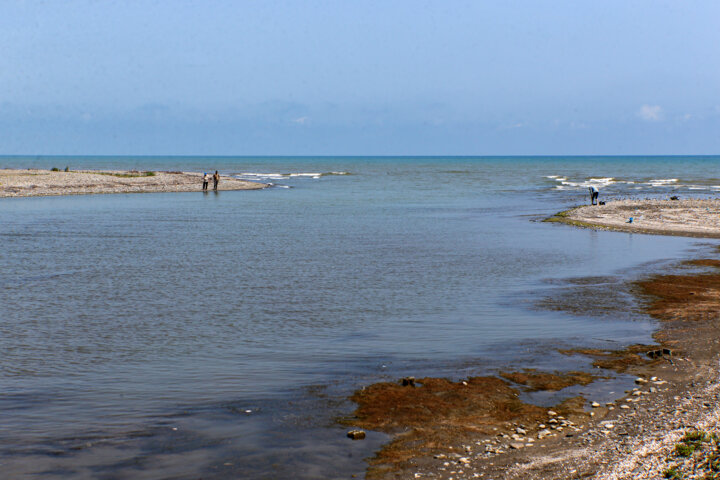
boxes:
[346,376,588,478]
[345,255,720,479]
[499,369,600,391]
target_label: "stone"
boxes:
[401,377,416,387]
[459,457,470,465]
[547,410,557,416]
[509,442,524,449]
[620,405,631,409]
[516,427,527,435]
[347,430,366,440]
[635,377,648,384]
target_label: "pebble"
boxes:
[509,442,524,449]
[547,410,557,416]
[620,405,631,409]
[516,427,527,435]
[591,402,601,408]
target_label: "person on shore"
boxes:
[589,185,599,205]
[213,171,219,191]
[202,172,209,191]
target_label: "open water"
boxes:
[1,156,719,479]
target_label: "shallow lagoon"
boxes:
[1,156,717,478]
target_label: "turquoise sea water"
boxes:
[1,156,719,479]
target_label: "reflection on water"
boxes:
[0,156,715,478]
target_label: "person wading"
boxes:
[202,172,209,191]
[213,171,219,191]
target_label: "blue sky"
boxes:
[1,1,719,155]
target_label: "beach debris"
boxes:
[627,217,634,223]
[401,377,416,387]
[347,429,366,440]
[646,348,674,364]
[670,196,680,200]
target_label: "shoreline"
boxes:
[545,199,720,239]
[345,202,720,479]
[0,168,267,198]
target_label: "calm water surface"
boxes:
[1,156,718,478]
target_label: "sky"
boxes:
[1,0,719,155]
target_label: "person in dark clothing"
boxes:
[213,171,219,191]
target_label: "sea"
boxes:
[1,156,719,479]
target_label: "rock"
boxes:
[620,405,631,409]
[547,410,557,416]
[635,377,648,384]
[459,457,470,465]
[401,377,416,387]
[538,429,552,439]
[509,442,524,449]
[516,427,527,435]
[347,430,366,440]
[591,402,601,408]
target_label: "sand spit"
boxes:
[347,258,720,480]
[0,168,267,198]
[546,199,720,238]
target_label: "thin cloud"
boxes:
[637,104,663,121]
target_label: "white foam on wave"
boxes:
[646,178,679,187]
[236,171,350,181]
[560,177,616,189]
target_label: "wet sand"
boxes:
[346,228,720,478]
[0,168,267,197]
[546,199,720,238]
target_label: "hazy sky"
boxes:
[1,1,719,155]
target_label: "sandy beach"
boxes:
[0,168,267,197]
[345,200,720,480]
[546,199,720,238]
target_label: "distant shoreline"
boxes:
[545,198,720,239]
[0,168,267,198]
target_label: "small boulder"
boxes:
[347,430,366,440]
[401,377,416,387]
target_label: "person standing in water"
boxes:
[589,185,599,205]
[202,172,209,191]
[213,171,219,191]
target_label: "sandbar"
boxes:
[0,168,267,198]
[546,198,720,238]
